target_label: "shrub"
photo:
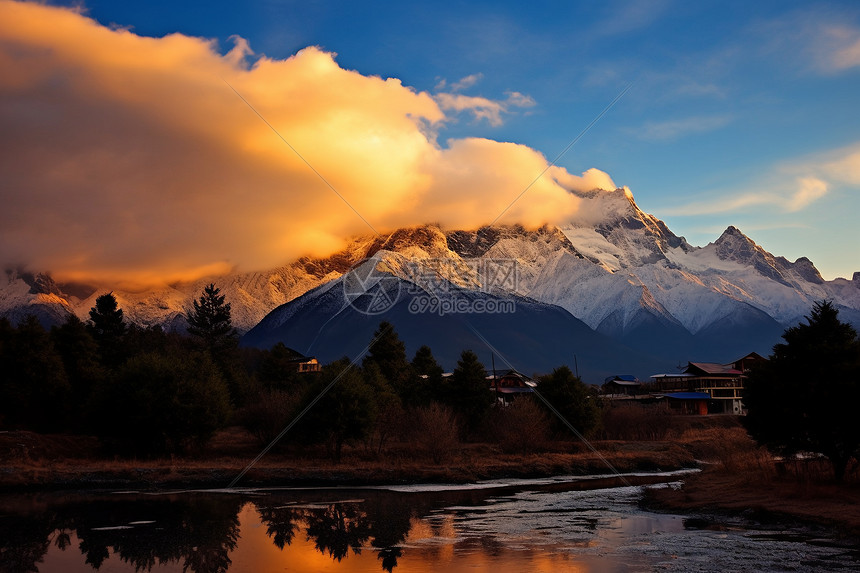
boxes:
[408,403,460,463]
[488,398,551,453]
[93,351,231,455]
[600,404,678,440]
[240,389,301,446]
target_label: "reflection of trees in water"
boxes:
[257,493,417,572]
[75,496,242,573]
[256,488,516,572]
[305,504,372,561]
[0,495,242,573]
[2,486,562,573]
[257,505,301,549]
[258,503,375,563]
[0,513,53,573]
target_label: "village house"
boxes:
[600,375,644,399]
[647,352,766,415]
[287,354,321,373]
[488,369,537,405]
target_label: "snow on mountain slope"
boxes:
[0,270,76,327]
[3,184,859,372]
[243,252,668,381]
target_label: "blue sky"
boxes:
[11,0,860,281]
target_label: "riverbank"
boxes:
[641,440,860,539]
[644,468,860,538]
[0,427,698,491]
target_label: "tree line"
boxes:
[0,285,600,458]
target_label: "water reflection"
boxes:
[0,489,471,573]
[255,490,441,571]
[0,478,856,573]
[0,494,242,573]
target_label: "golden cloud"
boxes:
[0,0,615,287]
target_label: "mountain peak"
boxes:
[716,225,748,242]
[790,256,824,285]
[711,227,826,286]
[712,226,790,285]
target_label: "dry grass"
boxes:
[642,422,860,538]
[0,425,698,490]
[644,465,860,537]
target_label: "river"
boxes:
[1,471,856,572]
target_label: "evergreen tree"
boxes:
[363,321,411,397]
[51,314,105,429]
[536,365,599,437]
[0,316,70,431]
[88,292,126,365]
[186,283,238,353]
[187,284,248,406]
[298,359,377,461]
[257,342,305,391]
[361,361,403,454]
[745,300,860,481]
[409,345,444,406]
[449,350,493,433]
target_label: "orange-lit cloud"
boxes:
[0,0,614,287]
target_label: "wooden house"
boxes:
[488,369,536,405]
[648,353,764,414]
[287,355,321,373]
[601,375,643,399]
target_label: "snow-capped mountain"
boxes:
[3,184,859,378]
[242,252,668,381]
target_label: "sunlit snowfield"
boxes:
[11,473,857,573]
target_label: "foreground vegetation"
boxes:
[0,287,601,460]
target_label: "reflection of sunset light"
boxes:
[222,502,596,573]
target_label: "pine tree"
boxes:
[89,292,126,340]
[186,283,237,353]
[52,314,104,429]
[745,300,860,481]
[449,350,493,432]
[536,365,599,436]
[0,316,70,431]
[409,345,444,406]
[88,292,127,366]
[363,321,411,396]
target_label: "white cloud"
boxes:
[450,73,483,92]
[663,142,860,217]
[505,90,536,108]
[635,115,732,141]
[786,177,829,211]
[665,177,830,217]
[757,11,860,74]
[433,89,536,126]
[821,145,860,184]
[433,93,507,126]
